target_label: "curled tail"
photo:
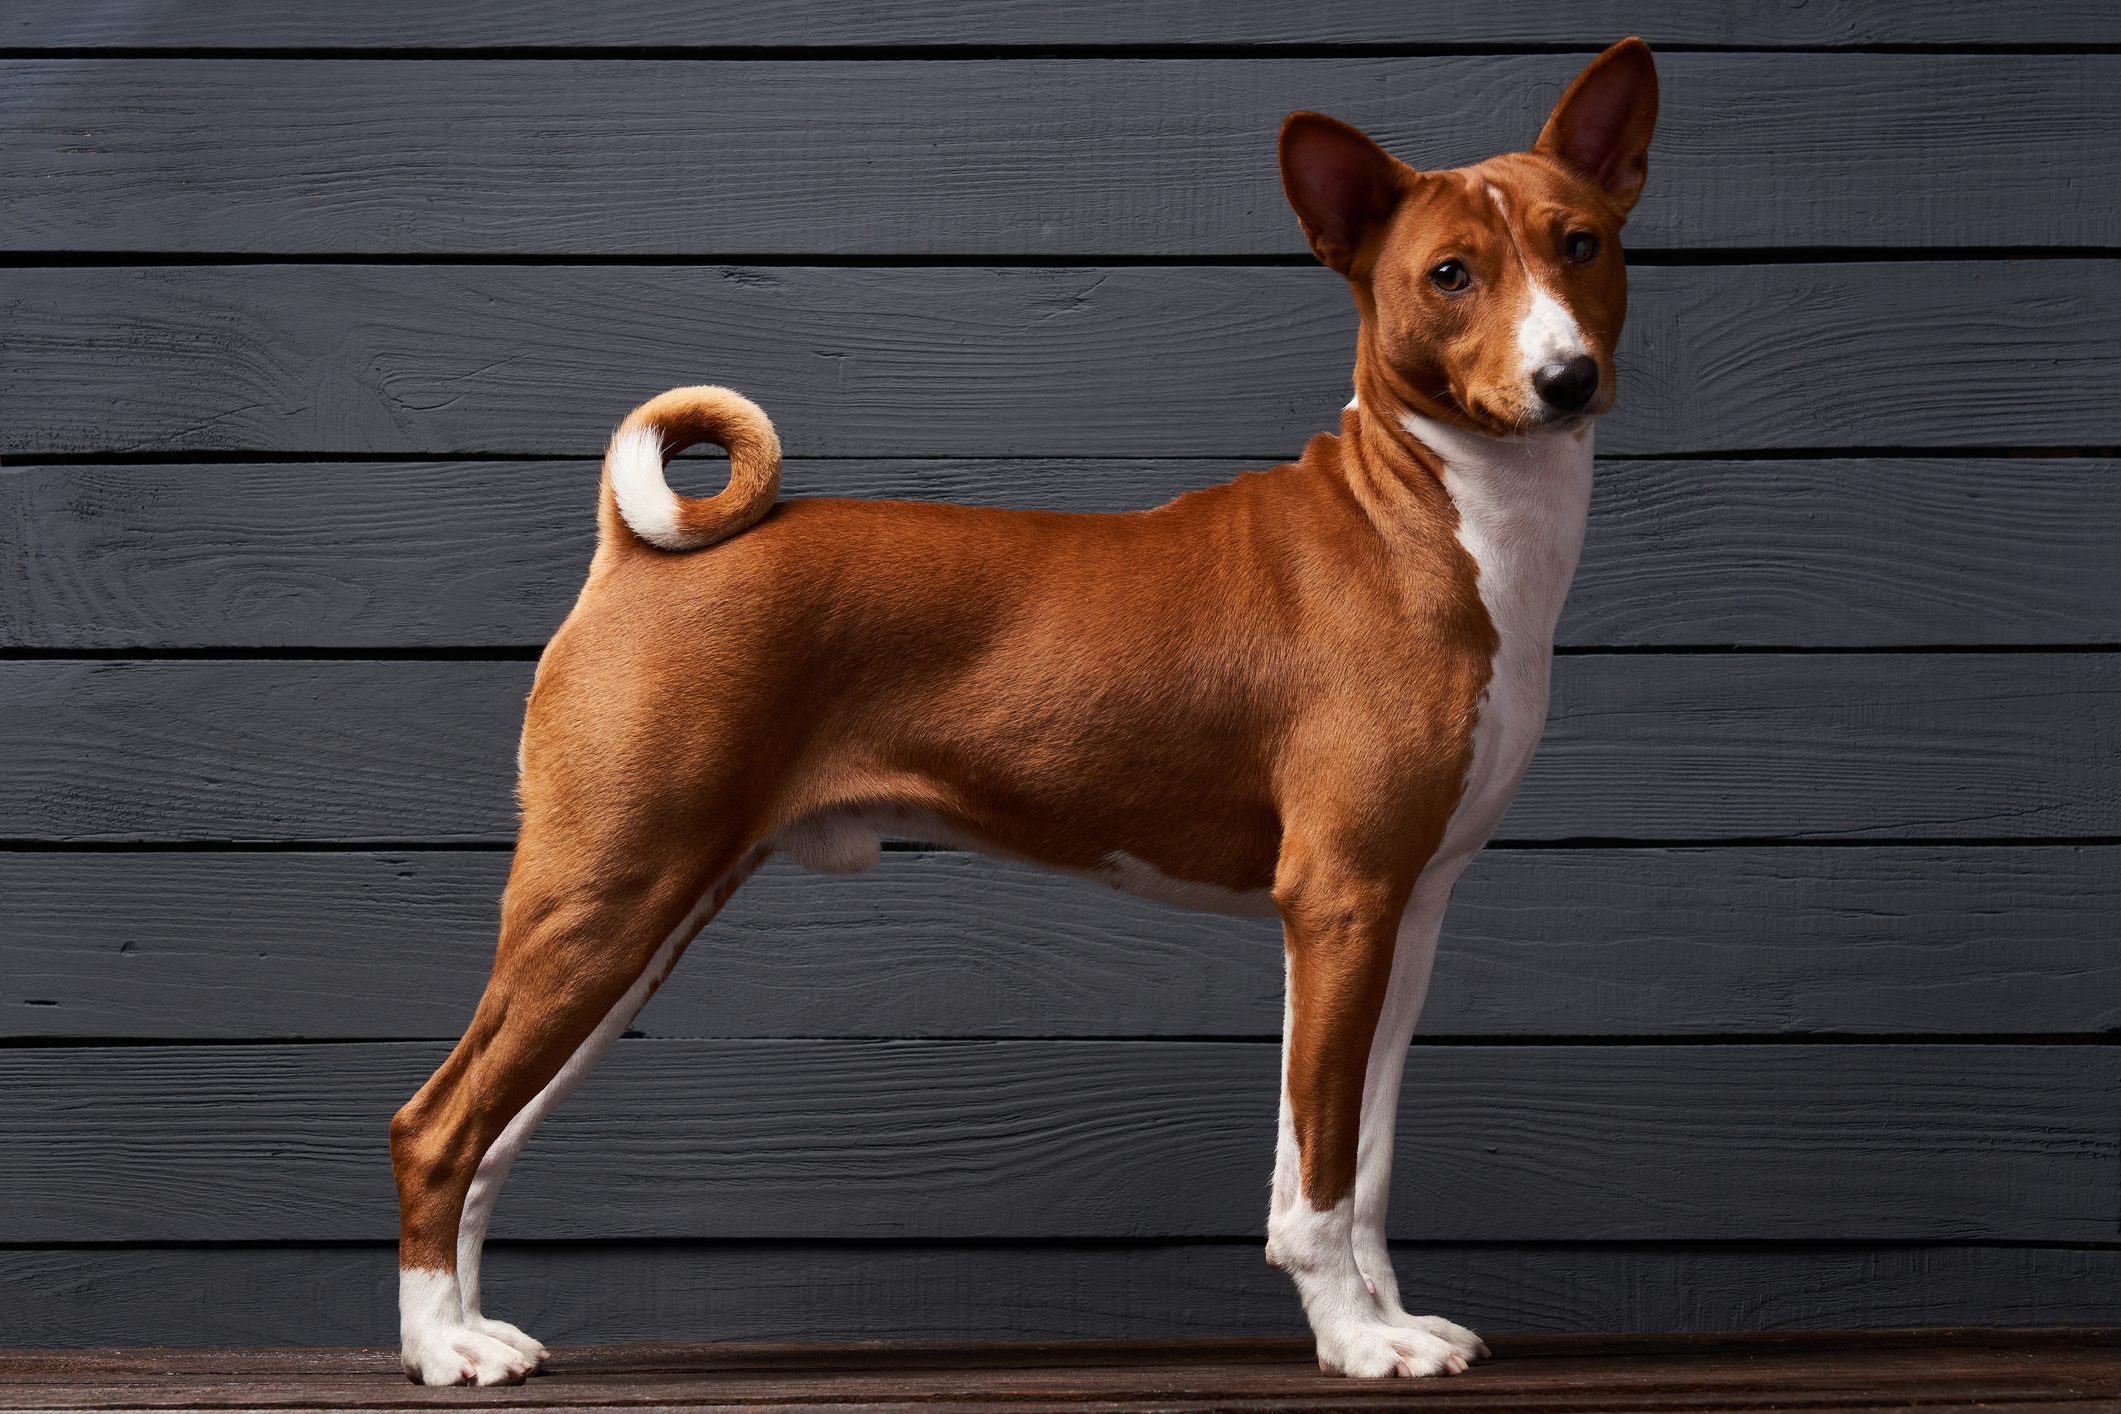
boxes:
[601,385,782,551]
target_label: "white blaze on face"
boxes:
[1484,183,1588,381]
[1515,282,1587,378]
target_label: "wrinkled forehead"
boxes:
[1388,152,1618,256]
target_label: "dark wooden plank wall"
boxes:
[1,1,2116,1349]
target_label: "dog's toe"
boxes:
[403,1327,536,1387]
[1318,1322,1464,1379]
[1391,1313,1490,1362]
[467,1313,549,1368]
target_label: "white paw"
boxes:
[1317,1321,1468,1379]
[402,1326,538,1387]
[466,1312,549,1368]
[1384,1312,1490,1363]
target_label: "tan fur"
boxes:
[606,384,781,549]
[392,35,1657,1351]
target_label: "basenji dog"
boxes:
[391,38,1658,1385]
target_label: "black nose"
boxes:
[1533,355,1600,413]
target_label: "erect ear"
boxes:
[1536,37,1659,214]
[1278,112,1409,276]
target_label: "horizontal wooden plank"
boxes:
[4,263,2112,458]
[1,1244,2114,1350]
[13,1333,2121,1385]
[7,1342,2121,1414]
[8,1346,2121,1414]
[1565,458,2121,648]
[3,656,2114,843]
[7,847,2118,1040]
[7,457,2117,650]
[6,57,2113,254]
[6,1349,2121,1414]
[0,457,1157,650]
[2,1041,2110,1242]
[7,1,2113,49]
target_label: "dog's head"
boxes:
[1279,39,1658,437]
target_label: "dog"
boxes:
[390,38,1658,1385]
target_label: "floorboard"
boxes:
[1,1332,2116,1411]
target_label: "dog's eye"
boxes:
[1429,260,1471,293]
[1563,231,1600,264]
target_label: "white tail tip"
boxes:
[607,426,693,550]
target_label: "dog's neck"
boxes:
[1330,335,1596,554]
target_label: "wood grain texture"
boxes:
[0,1245,2114,1348]
[3,655,2115,843]
[7,1332,2118,1380]
[8,1,2114,48]
[1564,458,2121,648]
[7,56,2113,254]
[3,0,2117,1350]
[3,1338,2120,1412]
[2,1041,2111,1242]
[6,847,2118,1040]
[5,263,2113,458]
[7,457,2118,650]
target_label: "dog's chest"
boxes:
[1414,417,1595,867]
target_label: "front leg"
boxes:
[1266,850,1469,1379]
[1349,866,1488,1362]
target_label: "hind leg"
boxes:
[391,810,761,1386]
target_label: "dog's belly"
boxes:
[1088,850,1279,917]
[772,802,1280,917]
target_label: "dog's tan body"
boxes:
[391,41,1658,1386]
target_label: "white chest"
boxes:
[1404,413,1594,868]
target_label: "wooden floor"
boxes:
[1,1331,2117,1412]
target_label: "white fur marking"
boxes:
[1269,949,1469,1379]
[1403,411,1593,862]
[608,425,690,550]
[1342,873,1486,1364]
[1515,284,1587,378]
[1303,410,1590,1375]
[454,873,724,1311]
[399,1266,537,1387]
[414,861,750,1385]
[1484,182,1588,384]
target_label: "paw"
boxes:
[402,1326,539,1387]
[1384,1312,1490,1363]
[1317,1321,1468,1379]
[466,1313,549,1369]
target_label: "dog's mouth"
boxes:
[1531,411,1595,437]
[1456,396,1603,441]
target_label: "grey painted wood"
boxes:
[4,2,2115,1344]
[9,1,2114,49]
[4,655,2115,843]
[3,1041,2110,1242]
[7,847,2118,1040]
[1,1243,2113,1349]
[7,457,2118,650]
[7,57,2113,254]
[5,263,2113,458]
[1567,458,2121,648]
[0,457,1166,650]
